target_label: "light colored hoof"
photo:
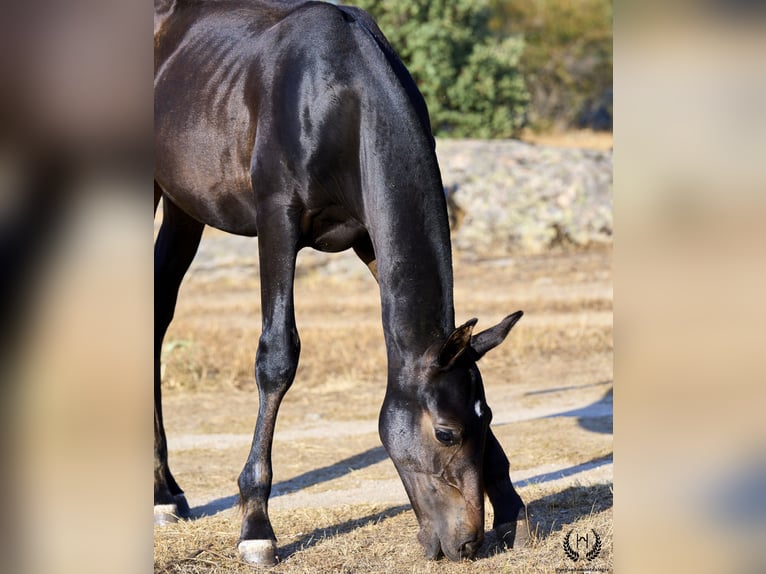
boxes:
[154,503,180,525]
[496,509,532,549]
[238,539,278,566]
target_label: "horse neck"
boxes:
[361,137,456,369]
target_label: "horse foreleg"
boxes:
[483,427,531,549]
[237,205,301,566]
[154,195,204,524]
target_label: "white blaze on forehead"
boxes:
[474,400,483,418]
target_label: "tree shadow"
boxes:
[524,380,611,397]
[542,386,613,435]
[189,446,389,519]
[515,453,613,489]
[501,382,613,435]
[277,504,412,561]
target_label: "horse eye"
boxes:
[435,429,458,446]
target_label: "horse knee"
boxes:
[255,328,300,394]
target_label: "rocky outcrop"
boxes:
[437,139,612,257]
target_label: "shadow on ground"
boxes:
[479,481,613,558]
[190,446,388,518]
[191,446,612,520]
[528,482,613,538]
[525,383,613,435]
[516,453,613,489]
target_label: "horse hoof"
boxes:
[154,503,180,525]
[154,494,190,525]
[496,509,532,549]
[238,539,278,566]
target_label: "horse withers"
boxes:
[154,0,529,564]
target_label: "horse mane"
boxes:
[337,4,436,150]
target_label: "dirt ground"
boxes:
[154,216,613,573]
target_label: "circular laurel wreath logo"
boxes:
[563,529,601,562]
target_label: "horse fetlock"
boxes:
[495,507,532,549]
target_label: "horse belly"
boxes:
[157,150,259,236]
[156,97,259,235]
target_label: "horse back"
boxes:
[155,0,435,249]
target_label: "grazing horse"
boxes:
[154,0,528,564]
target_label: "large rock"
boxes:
[437,139,612,257]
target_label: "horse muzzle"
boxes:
[407,476,485,561]
[418,524,484,561]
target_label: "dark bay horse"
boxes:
[155,0,527,564]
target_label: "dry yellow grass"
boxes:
[155,486,612,573]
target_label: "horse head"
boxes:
[379,311,523,560]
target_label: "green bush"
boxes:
[490,0,613,132]
[350,0,529,138]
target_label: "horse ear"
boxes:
[470,311,523,360]
[436,318,478,370]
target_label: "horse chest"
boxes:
[299,205,366,253]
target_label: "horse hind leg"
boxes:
[154,193,204,524]
[237,203,301,565]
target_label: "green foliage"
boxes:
[490,0,613,131]
[350,0,529,138]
